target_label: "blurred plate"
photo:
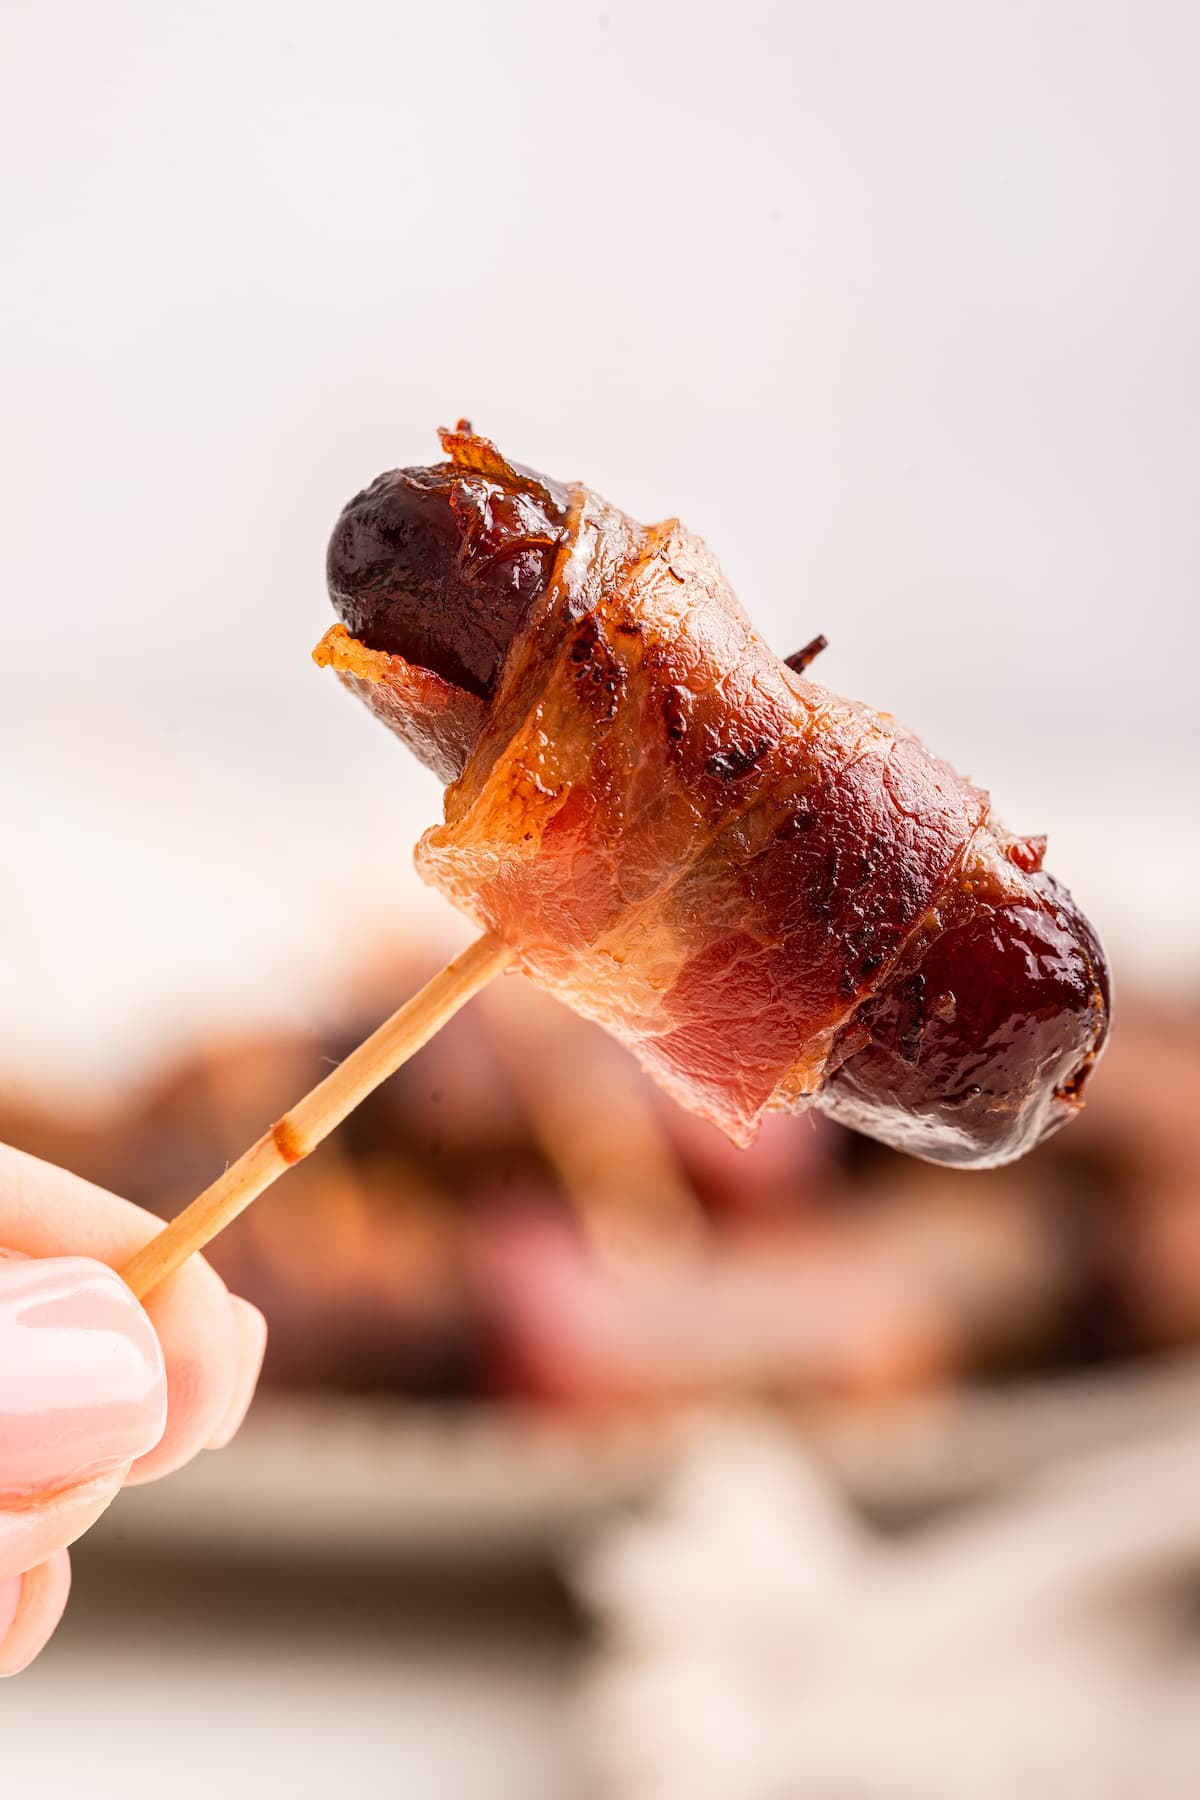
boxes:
[98,1349,1200,1563]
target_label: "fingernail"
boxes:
[0,1257,167,1500]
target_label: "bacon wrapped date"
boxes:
[317,426,1109,1166]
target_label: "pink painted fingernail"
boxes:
[0,1257,167,1500]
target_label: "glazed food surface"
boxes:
[322,428,1110,1166]
[327,425,571,700]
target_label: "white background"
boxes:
[1,0,1197,1089]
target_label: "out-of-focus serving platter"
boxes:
[100,1349,1200,1564]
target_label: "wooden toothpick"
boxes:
[120,931,513,1301]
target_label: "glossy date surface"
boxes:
[327,424,569,700]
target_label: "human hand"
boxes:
[0,1144,266,1674]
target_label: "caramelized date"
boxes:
[327,427,569,699]
[821,855,1110,1164]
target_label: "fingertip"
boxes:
[206,1297,267,1450]
[0,1573,19,1642]
[124,1256,240,1485]
[0,1550,71,1677]
[125,1286,267,1484]
[0,1469,126,1578]
[124,1340,232,1485]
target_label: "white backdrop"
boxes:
[1,0,1196,1090]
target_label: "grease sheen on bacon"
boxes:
[317,427,1109,1165]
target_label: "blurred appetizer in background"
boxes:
[0,974,1188,1414]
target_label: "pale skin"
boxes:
[0,1144,266,1675]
